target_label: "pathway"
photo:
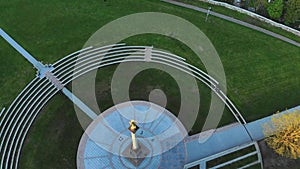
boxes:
[161,0,300,47]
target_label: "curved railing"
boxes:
[52,44,245,124]
[0,78,57,169]
[0,44,246,169]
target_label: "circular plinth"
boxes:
[77,101,187,169]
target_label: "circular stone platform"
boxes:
[77,101,188,169]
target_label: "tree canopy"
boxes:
[264,110,300,159]
[284,0,300,24]
[266,0,284,19]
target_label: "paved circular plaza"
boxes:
[77,101,188,169]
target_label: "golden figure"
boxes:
[128,120,139,150]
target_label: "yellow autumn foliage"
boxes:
[263,110,300,159]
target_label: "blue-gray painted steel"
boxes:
[185,124,252,163]
[62,88,98,120]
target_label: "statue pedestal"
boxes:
[122,142,150,167]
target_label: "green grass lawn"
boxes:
[0,0,299,168]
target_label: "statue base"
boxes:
[122,142,150,167]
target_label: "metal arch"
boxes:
[254,141,264,169]
[4,84,54,169]
[0,79,44,155]
[0,79,55,169]
[13,88,58,169]
[63,56,244,125]
[52,45,245,124]
[0,79,50,152]
[0,44,247,169]
[0,108,5,118]
[1,86,58,169]
[0,78,39,130]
